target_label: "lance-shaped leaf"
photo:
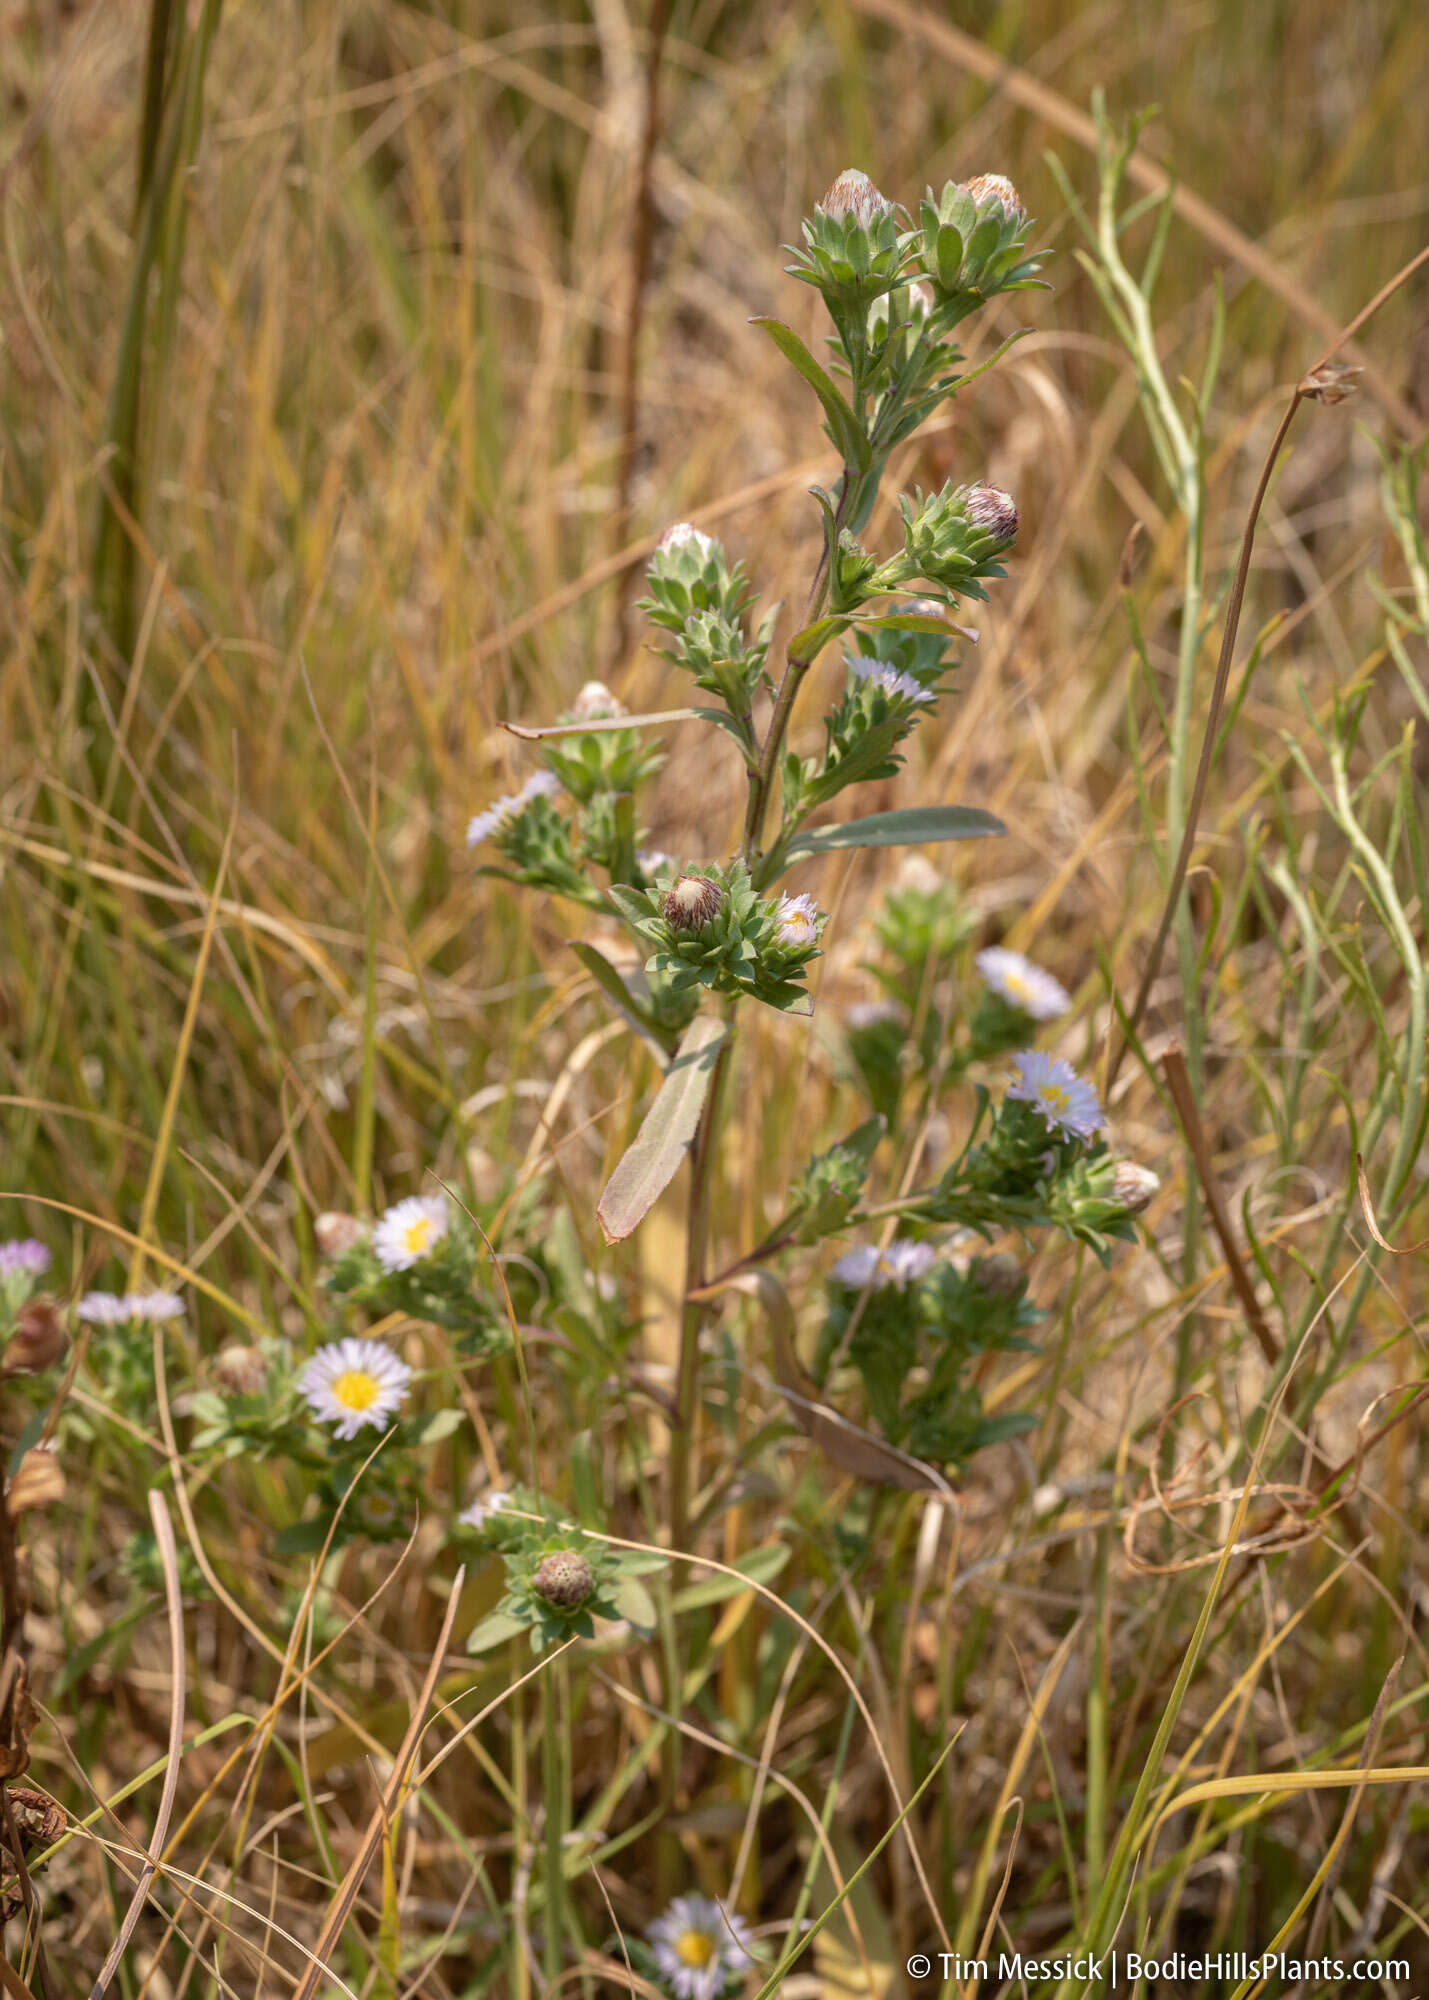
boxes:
[596,1012,729,1243]
[782,803,1005,865]
[569,942,677,1057]
[751,317,873,474]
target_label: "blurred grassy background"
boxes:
[3,0,1429,1986]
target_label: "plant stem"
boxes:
[542,1657,565,1986]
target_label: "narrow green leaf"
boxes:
[570,942,676,1055]
[466,1608,530,1655]
[751,318,872,473]
[596,1013,729,1243]
[608,1576,659,1633]
[671,1540,791,1612]
[781,805,1006,864]
[787,614,852,661]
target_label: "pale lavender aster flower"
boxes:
[1007,1050,1103,1140]
[832,1239,937,1292]
[846,654,934,705]
[76,1290,185,1325]
[976,947,1071,1021]
[647,1894,753,2000]
[466,770,560,849]
[372,1194,449,1273]
[773,892,821,949]
[0,1240,51,1279]
[299,1336,412,1440]
[459,1489,511,1531]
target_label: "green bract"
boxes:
[608,861,823,1016]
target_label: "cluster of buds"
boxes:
[784,637,944,820]
[467,767,605,911]
[542,679,664,808]
[639,526,774,739]
[609,861,825,1016]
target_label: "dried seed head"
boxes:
[6,1786,64,1848]
[817,168,894,228]
[961,172,1026,226]
[963,483,1019,546]
[974,1253,1024,1298]
[1111,1160,1160,1214]
[6,1445,64,1521]
[6,1298,67,1375]
[533,1550,595,1609]
[213,1344,269,1397]
[314,1211,367,1260]
[661,874,723,931]
[1300,361,1361,406]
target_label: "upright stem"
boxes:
[542,1658,566,1985]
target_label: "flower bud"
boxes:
[6,1298,67,1375]
[1110,1160,1160,1214]
[533,1550,595,1609]
[817,168,894,228]
[1300,362,1361,407]
[568,679,626,720]
[661,874,723,931]
[314,1211,367,1260]
[963,484,1019,547]
[657,521,716,560]
[973,1253,1023,1298]
[213,1344,268,1397]
[6,1445,64,1521]
[961,172,1026,227]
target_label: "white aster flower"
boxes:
[846,654,934,705]
[658,521,716,560]
[844,998,908,1032]
[1007,1050,1104,1141]
[647,1894,752,2000]
[459,1488,511,1530]
[465,770,560,849]
[773,891,822,949]
[373,1194,450,1273]
[976,947,1070,1021]
[299,1336,413,1440]
[832,1238,937,1292]
[637,848,679,880]
[76,1290,185,1325]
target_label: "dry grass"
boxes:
[2,0,1429,1990]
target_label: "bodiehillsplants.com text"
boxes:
[905,1950,1411,1984]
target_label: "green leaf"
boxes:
[787,614,852,661]
[274,1516,334,1556]
[570,942,676,1055]
[606,882,655,926]
[407,1408,463,1446]
[466,1608,530,1655]
[596,1012,730,1243]
[782,805,1005,865]
[608,1575,659,1633]
[751,318,872,473]
[671,1540,791,1612]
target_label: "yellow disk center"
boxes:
[403,1217,435,1256]
[676,1931,716,1969]
[332,1369,380,1413]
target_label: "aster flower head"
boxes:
[0,1240,51,1280]
[846,653,935,706]
[844,998,908,1033]
[636,848,679,881]
[648,1894,753,2000]
[567,679,626,720]
[299,1336,413,1440]
[533,1549,595,1609]
[459,1488,511,1531]
[76,1290,185,1326]
[961,171,1026,226]
[832,1238,937,1292]
[976,947,1071,1021]
[773,891,822,949]
[1111,1160,1160,1214]
[817,167,894,227]
[962,483,1019,547]
[466,770,561,849]
[662,874,723,932]
[1007,1050,1104,1141]
[658,521,716,561]
[373,1194,450,1273]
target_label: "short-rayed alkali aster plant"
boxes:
[461,164,1158,1542]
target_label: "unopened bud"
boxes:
[1111,1160,1160,1214]
[6,1445,64,1521]
[661,874,723,931]
[533,1550,595,1609]
[6,1298,67,1375]
[817,168,894,228]
[974,1253,1023,1298]
[961,172,1026,226]
[963,483,1019,546]
[314,1212,367,1260]
[658,521,716,560]
[569,679,626,720]
[213,1344,268,1397]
